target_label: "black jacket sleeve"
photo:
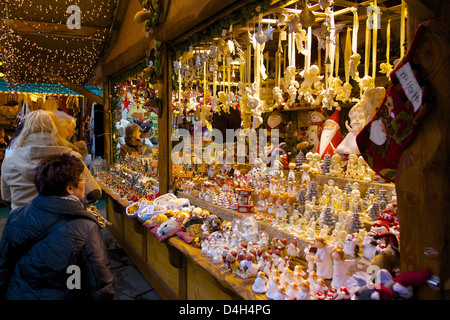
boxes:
[80,225,115,300]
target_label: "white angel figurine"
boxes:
[337,103,365,155]
[266,276,281,299]
[348,53,361,80]
[285,283,300,300]
[314,237,335,280]
[331,248,354,288]
[304,245,316,272]
[272,286,287,300]
[286,85,298,107]
[252,271,269,293]
[273,86,284,108]
[297,281,313,300]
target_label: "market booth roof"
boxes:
[0,78,102,96]
[0,0,119,87]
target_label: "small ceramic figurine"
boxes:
[263,259,274,277]
[272,285,287,300]
[287,238,300,258]
[307,271,318,295]
[331,248,354,288]
[267,193,278,217]
[266,276,281,300]
[314,237,335,280]
[285,282,299,300]
[296,281,313,300]
[315,278,329,295]
[252,271,268,293]
[305,245,317,273]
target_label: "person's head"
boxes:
[51,110,77,140]
[34,153,86,199]
[14,110,67,148]
[0,128,5,139]
[125,123,142,140]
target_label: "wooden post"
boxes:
[102,74,113,169]
[157,42,171,195]
[396,0,450,299]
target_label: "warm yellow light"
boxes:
[0,73,4,77]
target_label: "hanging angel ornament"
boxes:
[349,53,361,80]
[298,65,324,104]
[283,66,299,91]
[200,104,213,132]
[273,86,284,108]
[295,28,308,55]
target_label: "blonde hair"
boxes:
[51,110,77,139]
[14,110,68,148]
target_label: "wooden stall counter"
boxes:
[99,182,265,300]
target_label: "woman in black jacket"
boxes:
[0,153,115,300]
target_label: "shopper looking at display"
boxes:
[0,153,115,300]
[51,110,88,159]
[1,109,101,210]
[120,123,144,159]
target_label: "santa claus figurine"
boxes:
[318,109,344,160]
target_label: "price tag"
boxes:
[396,62,423,112]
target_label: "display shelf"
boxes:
[177,191,373,275]
[100,182,262,300]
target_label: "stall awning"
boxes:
[0,78,102,97]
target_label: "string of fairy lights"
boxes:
[0,0,118,89]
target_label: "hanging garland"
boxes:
[169,0,290,60]
[134,0,162,32]
[110,95,120,163]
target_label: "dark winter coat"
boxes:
[0,195,115,300]
[119,136,144,159]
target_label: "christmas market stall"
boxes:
[95,0,450,300]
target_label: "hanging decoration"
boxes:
[380,19,393,78]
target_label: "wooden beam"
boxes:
[60,81,103,105]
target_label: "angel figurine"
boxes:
[252,271,268,293]
[331,248,354,288]
[314,237,335,280]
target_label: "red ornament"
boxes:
[122,96,131,112]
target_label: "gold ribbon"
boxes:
[345,27,352,83]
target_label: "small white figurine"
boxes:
[314,237,335,280]
[285,282,300,300]
[304,245,317,272]
[272,285,287,300]
[287,238,300,258]
[296,281,313,300]
[266,276,281,299]
[252,271,269,293]
[331,248,354,289]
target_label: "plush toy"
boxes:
[352,268,432,300]
[156,219,180,237]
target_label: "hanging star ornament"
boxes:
[255,24,267,45]
[312,23,346,50]
[121,96,131,112]
[287,14,302,34]
[265,24,275,41]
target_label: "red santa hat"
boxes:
[318,108,344,159]
[393,268,432,288]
